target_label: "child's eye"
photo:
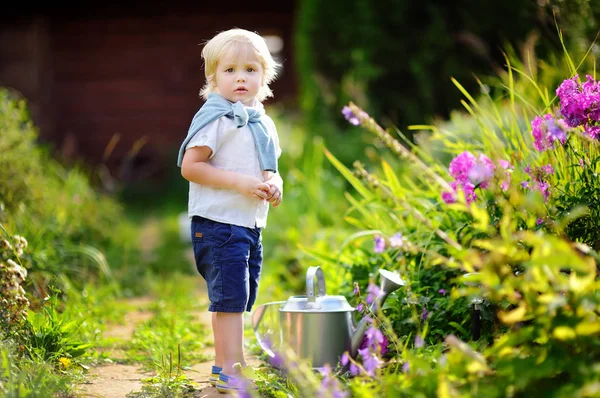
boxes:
[225,68,234,73]
[246,67,255,72]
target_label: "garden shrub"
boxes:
[0,230,30,344]
[0,89,144,293]
[289,32,600,396]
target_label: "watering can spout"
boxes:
[350,269,405,357]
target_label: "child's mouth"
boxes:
[235,88,248,93]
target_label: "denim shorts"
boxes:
[191,216,263,313]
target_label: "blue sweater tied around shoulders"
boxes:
[176,92,277,173]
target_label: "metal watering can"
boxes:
[252,266,405,369]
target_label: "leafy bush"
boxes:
[0,89,144,294]
[0,341,78,398]
[290,32,600,396]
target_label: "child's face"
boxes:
[213,46,264,106]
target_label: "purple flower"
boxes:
[342,106,361,126]
[359,327,389,356]
[366,326,384,345]
[262,336,285,368]
[414,335,425,348]
[443,151,495,204]
[444,181,477,205]
[449,151,476,183]
[357,303,364,311]
[556,75,600,130]
[341,352,349,366]
[366,283,381,305]
[586,125,600,139]
[531,114,567,151]
[358,348,381,376]
[541,164,554,175]
[402,361,410,373]
[438,288,447,295]
[229,376,251,398]
[373,236,386,253]
[580,158,585,167]
[547,118,568,143]
[421,307,429,321]
[349,363,360,376]
[332,390,348,398]
[441,190,456,204]
[353,282,360,296]
[538,180,551,202]
[557,76,587,127]
[389,233,404,248]
[271,351,284,368]
[467,154,495,188]
[521,164,554,202]
[536,217,544,225]
[318,365,349,398]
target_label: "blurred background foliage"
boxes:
[295,0,600,164]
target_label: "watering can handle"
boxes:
[306,266,326,303]
[251,301,286,359]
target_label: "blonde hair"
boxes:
[199,28,280,102]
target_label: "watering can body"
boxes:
[281,309,353,368]
[252,267,405,369]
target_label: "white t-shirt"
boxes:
[185,114,281,228]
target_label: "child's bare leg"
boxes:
[216,312,246,375]
[212,312,223,368]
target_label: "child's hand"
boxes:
[265,175,283,207]
[236,175,271,200]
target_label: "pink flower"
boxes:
[449,151,476,183]
[586,125,600,139]
[441,190,456,204]
[443,151,497,204]
[499,159,512,169]
[531,114,567,151]
[467,154,495,188]
[556,75,600,131]
[521,164,554,202]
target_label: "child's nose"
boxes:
[236,73,246,82]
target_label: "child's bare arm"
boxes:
[181,146,270,200]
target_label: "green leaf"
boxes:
[381,160,403,198]
[553,326,576,341]
[448,322,469,337]
[575,322,600,336]
[324,148,373,200]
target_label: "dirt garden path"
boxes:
[77,218,261,398]
[76,286,261,398]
